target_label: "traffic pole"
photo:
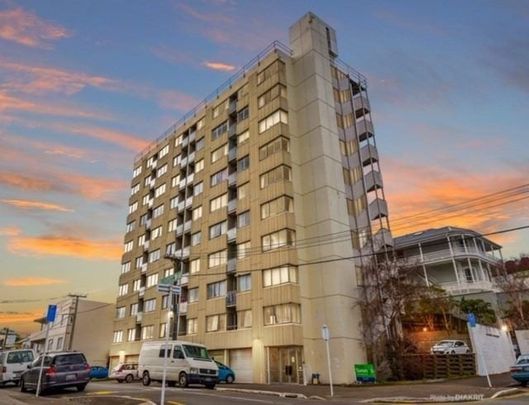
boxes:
[160,289,173,405]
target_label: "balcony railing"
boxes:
[228,147,237,162]
[140,264,147,273]
[226,291,236,307]
[227,228,237,242]
[180,273,189,285]
[227,199,237,213]
[183,220,192,232]
[139,287,145,297]
[440,280,499,295]
[401,247,500,265]
[136,312,143,323]
[368,198,388,220]
[179,301,188,314]
[227,258,236,273]
[228,173,237,186]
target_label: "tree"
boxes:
[407,286,456,333]
[457,297,497,325]
[495,264,529,329]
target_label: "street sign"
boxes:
[321,324,330,341]
[157,284,181,294]
[46,305,57,323]
[355,363,376,383]
[467,313,476,328]
[159,274,178,285]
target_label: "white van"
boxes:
[138,340,218,389]
[0,349,35,386]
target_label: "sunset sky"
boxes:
[1,0,528,334]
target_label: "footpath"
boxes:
[217,373,525,402]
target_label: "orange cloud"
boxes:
[0,226,21,236]
[0,172,64,193]
[1,199,73,212]
[0,7,70,48]
[7,234,122,261]
[0,311,41,324]
[3,277,67,287]
[202,61,236,72]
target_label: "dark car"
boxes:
[90,366,109,380]
[20,352,90,394]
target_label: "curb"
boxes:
[216,387,308,399]
[490,388,519,399]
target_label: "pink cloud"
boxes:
[1,199,73,212]
[202,61,236,72]
[0,226,21,237]
[0,7,70,48]
[3,277,67,287]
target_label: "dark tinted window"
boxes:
[159,346,171,358]
[32,356,52,367]
[6,351,34,364]
[54,353,86,365]
[173,346,185,359]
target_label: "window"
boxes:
[190,259,200,274]
[170,196,178,209]
[237,106,249,122]
[175,135,182,147]
[207,280,227,299]
[212,121,228,141]
[127,328,136,342]
[188,288,199,303]
[155,184,166,198]
[238,274,251,292]
[340,139,359,156]
[171,175,180,188]
[144,299,156,312]
[113,330,123,343]
[141,325,154,340]
[208,250,226,268]
[197,118,205,130]
[238,130,249,144]
[168,219,177,232]
[191,231,201,246]
[351,229,370,249]
[193,182,203,196]
[159,144,170,158]
[157,164,168,178]
[206,314,226,332]
[173,155,179,167]
[133,279,141,292]
[261,195,293,219]
[116,307,126,319]
[194,159,204,173]
[126,221,135,233]
[148,249,161,263]
[210,193,228,212]
[209,221,227,239]
[196,137,205,151]
[263,266,298,287]
[128,202,138,214]
[258,110,288,133]
[135,256,143,269]
[121,262,131,274]
[238,183,249,200]
[142,194,151,206]
[260,165,291,188]
[187,318,198,334]
[164,268,174,277]
[259,136,290,160]
[237,211,250,228]
[264,303,301,325]
[262,229,296,251]
[151,226,163,240]
[211,168,228,187]
[166,242,176,256]
[133,166,142,178]
[146,273,159,288]
[212,101,226,118]
[211,144,228,163]
[144,177,151,187]
[192,206,202,220]
[160,323,167,338]
[161,295,169,309]
[130,303,138,316]
[258,84,287,108]
[56,337,63,350]
[342,167,362,185]
[153,203,164,218]
[131,183,140,195]
[124,241,133,253]
[347,196,366,217]
[237,155,249,171]
[237,241,250,259]
[138,234,146,246]
[238,310,252,329]
[257,60,285,85]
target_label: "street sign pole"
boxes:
[321,324,333,397]
[36,305,56,397]
[160,289,173,405]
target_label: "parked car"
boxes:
[139,340,218,389]
[0,349,35,386]
[215,361,235,383]
[19,352,90,394]
[511,354,529,386]
[109,363,138,383]
[90,366,109,379]
[431,340,471,354]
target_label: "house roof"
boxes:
[394,226,502,250]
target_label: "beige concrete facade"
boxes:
[110,13,392,384]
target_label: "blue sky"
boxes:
[0,0,528,333]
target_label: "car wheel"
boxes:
[142,372,151,386]
[77,384,87,392]
[451,350,456,354]
[125,374,134,383]
[205,382,216,389]
[20,378,27,393]
[226,375,234,384]
[178,372,188,388]
[521,381,528,387]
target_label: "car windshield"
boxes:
[54,354,86,365]
[183,345,210,360]
[7,351,33,364]
[517,356,529,364]
[436,341,453,346]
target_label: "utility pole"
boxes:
[164,255,183,340]
[2,328,10,350]
[67,293,87,351]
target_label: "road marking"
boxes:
[92,390,113,395]
[170,390,275,404]
[168,401,186,405]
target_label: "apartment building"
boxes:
[394,226,502,295]
[110,12,392,384]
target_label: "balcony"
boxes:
[441,280,499,295]
[372,228,393,251]
[183,220,192,232]
[149,159,158,169]
[144,219,152,229]
[228,173,237,187]
[188,131,196,143]
[227,258,236,274]
[226,291,236,307]
[357,119,374,142]
[227,199,237,213]
[353,94,370,111]
[140,264,147,273]
[359,143,378,167]
[176,224,184,235]
[136,312,143,323]
[228,124,237,137]
[178,301,188,314]
[188,151,196,163]
[147,199,154,208]
[185,196,193,208]
[177,200,185,212]
[181,136,190,148]
[368,198,388,220]
[180,273,189,285]
[364,170,383,192]
[143,240,150,250]
[228,147,237,162]
[139,287,145,297]
[401,247,500,266]
[228,101,237,115]
[227,228,237,242]
[176,247,190,259]
[180,155,188,167]
[148,178,156,189]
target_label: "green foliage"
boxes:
[458,298,497,325]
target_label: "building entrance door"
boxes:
[268,346,303,384]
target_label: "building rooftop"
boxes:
[394,226,502,249]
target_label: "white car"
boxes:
[431,340,471,354]
[0,349,35,386]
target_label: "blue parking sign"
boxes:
[467,313,476,327]
[46,305,57,323]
